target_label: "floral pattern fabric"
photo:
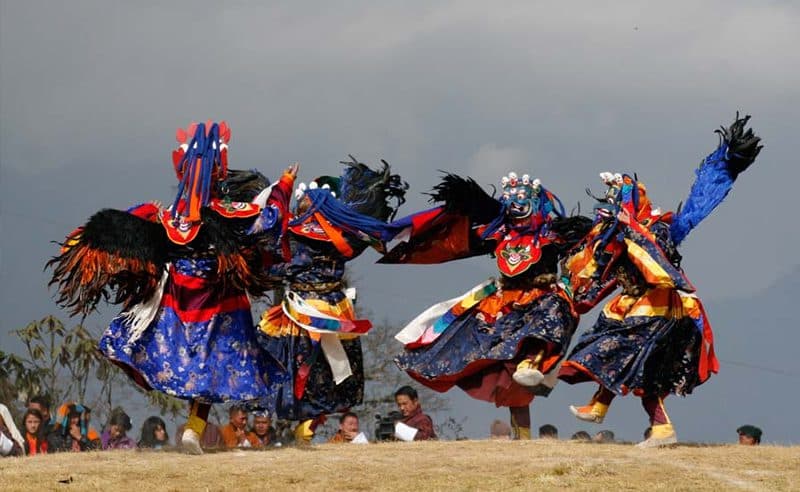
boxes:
[562,293,704,397]
[99,258,286,406]
[396,287,577,406]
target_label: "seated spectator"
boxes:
[47,403,101,452]
[251,413,275,448]
[138,416,170,449]
[539,424,558,439]
[570,431,591,441]
[21,409,48,455]
[176,421,222,450]
[26,395,54,438]
[737,425,762,446]
[489,419,512,440]
[394,386,436,441]
[0,404,24,457]
[593,430,615,443]
[329,412,360,444]
[220,405,259,449]
[102,411,136,450]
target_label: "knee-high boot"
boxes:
[510,406,531,440]
[182,400,210,454]
[637,393,677,448]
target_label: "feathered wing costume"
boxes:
[256,156,407,441]
[558,114,762,447]
[47,121,294,454]
[380,172,592,439]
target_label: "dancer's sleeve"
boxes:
[670,113,762,245]
[622,220,693,291]
[380,173,503,264]
[47,204,169,316]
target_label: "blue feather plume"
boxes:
[670,114,762,245]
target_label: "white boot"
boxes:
[181,428,203,455]
[512,358,545,387]
[513,367,545,387]
[636,423,677,448]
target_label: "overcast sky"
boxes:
[2,1,798,443]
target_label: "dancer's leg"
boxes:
[182,400,211,454]
[637,393,677,448]
[510,406,531,440]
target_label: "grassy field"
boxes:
[1,440,798,491]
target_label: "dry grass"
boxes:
[1,440,798,491]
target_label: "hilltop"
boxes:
[1,440,797,491]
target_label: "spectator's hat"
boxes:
[737,425,762,440]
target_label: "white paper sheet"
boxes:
[351,432,369,444]
[394,422,419,442]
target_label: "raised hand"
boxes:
[286,162,300,179]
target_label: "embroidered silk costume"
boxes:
[48,122,294,454]
[558,114,762,447]
[257,157,407,440]
[381,172,591,439]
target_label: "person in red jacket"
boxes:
[394,386,436,441]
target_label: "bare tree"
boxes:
[5,316,184,424]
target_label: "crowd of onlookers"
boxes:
[0,385,438,456]
[487,420,617,443]
[487,420,764,446]
[0,396,172,456]
[0,388,766,457]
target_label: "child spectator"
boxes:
[394,386,436,441]
[0,404,24,457]
[26,395,54,438]
[102,411,136,450]
[21,409,48,455]
[138,416,170,449]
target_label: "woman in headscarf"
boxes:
[47,403,101,452]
